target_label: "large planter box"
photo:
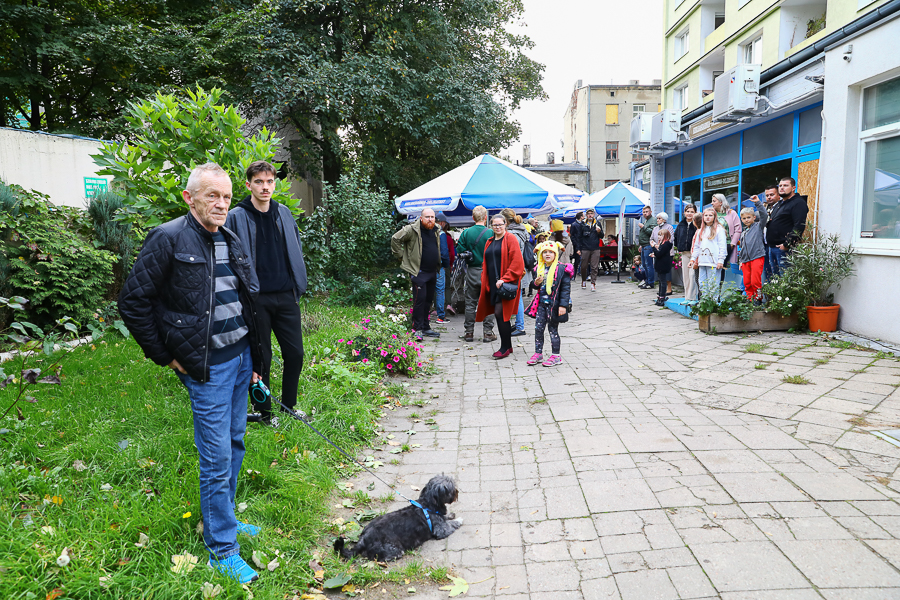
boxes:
[698,311,800,333]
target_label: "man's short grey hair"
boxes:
[740,207,756,218]
[712,193,729,208]
[472,206,488,223]
[186,163,229,194]
[656,211,668,222]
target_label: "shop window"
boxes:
[742,115,792,164]
[606,104,619,125]
[740,158,793,202]
[858,77,900,242]
[665,184,681,223]
[703,134,740,173]
[703,171,739,209]
[683,147,702,178]
[682,179,701,212]
[798,106,824,146]
[665,154,682,183]
[606,142,619,163]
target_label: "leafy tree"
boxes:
[0,0,240,137]
[235,0,545,193]
[92,86,297,228]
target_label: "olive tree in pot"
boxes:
[784,233,855,332]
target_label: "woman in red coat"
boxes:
[476,214,525,359]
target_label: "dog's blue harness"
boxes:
[408,499,433,533]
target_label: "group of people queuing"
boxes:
[392,206,578,367]
[634,176,809,305]
[118,161,309,584]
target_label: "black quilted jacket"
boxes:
[118,213,262,383]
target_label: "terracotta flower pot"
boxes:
[807,304,840,332]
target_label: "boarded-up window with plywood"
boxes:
[606,104,618,125]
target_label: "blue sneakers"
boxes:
[208,554,259,584]
[236,520,260,537]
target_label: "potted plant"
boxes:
[779,233,855,332]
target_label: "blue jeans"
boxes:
[435,268,446,318]
[641,245,656,286]
[763,246,773,281]
[177,346,253,560]
[515,290,525,332]
[769,246,788,277]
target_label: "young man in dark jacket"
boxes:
[119,163,264,585]
[580,209,604,291]
[765,177,809,276]
[226,161,307,425]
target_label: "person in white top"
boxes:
[689,206,727,298]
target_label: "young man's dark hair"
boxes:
[246,160,277,181]
[779,177,796,187]
[227,160,308,425]
[764,183,779,192]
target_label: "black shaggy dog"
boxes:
[334,474,462,562]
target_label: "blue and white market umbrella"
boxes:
[394,154,585,226]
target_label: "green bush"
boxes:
[340,311,424,376]
[87,190,138,299]
[782,233,855,306]
[299,169,398,292]
[690,280,754,320]
[0,184,115,328]
[92,86,298,228]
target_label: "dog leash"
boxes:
[249,381,435,531]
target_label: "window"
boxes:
[742,115,792,163]
[665,155,682,183]
[633,104,646,119]
[742,36,762,65]
[858,76,900,243]
[714,13,725,29]
[606,142,619,163]
[606,104,619,125]
[703,134,740,173]
[605,180,620,188]
[675,29,690,60]
[673,85,688,111]
[632,152,648,162]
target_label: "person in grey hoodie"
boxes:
[738,196,768,303]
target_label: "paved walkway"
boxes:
[352,279,900,599]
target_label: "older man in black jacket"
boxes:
[765,177,809,276]
[119,163,264,585]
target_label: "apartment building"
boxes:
[562,81,661,193]
[640,0,900,343]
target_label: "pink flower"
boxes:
[352,350,359,356]
[347,340,353,345]
[408,367,413,370]
[386,364,393,370]
[362,358,369,363]
[392,334,398,339]
[364,318,370,323]
[338,339,344,343]
[393,356,400,362]
[417,362,422,367]
[381,351,388,357]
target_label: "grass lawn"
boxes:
[0,300,429,599]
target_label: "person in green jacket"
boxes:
[637,205,657,289]
[391,208,447,339]
[454,206,496,343]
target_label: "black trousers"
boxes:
[253,290,304,417]
[410,270,437,331]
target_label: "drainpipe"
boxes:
[678,0,900,124]
[586,86,592,193]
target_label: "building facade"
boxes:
[638,0,900,343]
[562,82,661,193]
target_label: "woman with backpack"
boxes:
[526,241,572,367]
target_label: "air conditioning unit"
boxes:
[650,110,682,147]
[712,65,761,122]
[629,113,653,147]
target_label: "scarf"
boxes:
[535,240,560,295]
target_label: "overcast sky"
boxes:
[504,0,665,165]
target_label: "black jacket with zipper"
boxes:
[765,194,809,249]
[118,212,262,383]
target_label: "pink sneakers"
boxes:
[542,354,562,367]
[527,353,543,365]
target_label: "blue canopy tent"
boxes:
[591,182,651,217]
[394,154,584,226]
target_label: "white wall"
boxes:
[819,15,900,344]
[0,128,110,208]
